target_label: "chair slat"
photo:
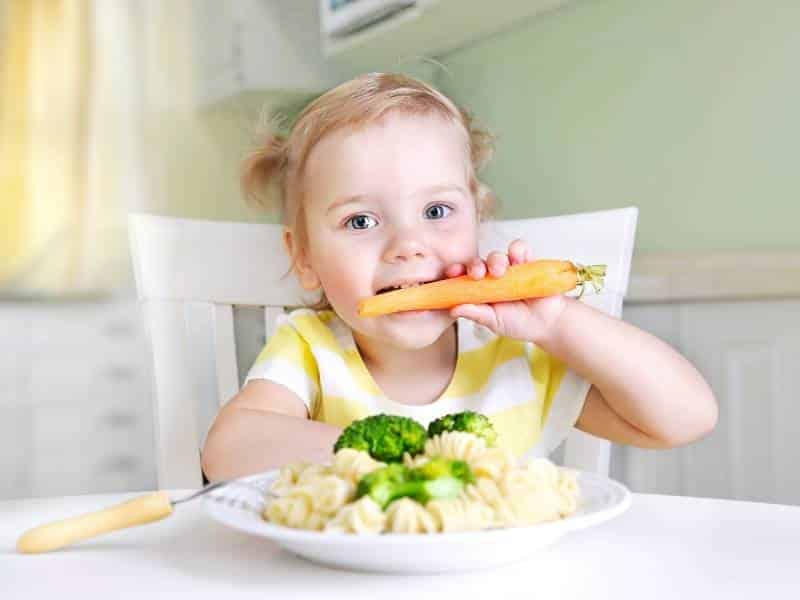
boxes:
[213,304,239,408]
[181,301,223,484]
[140,299,203,489]
[263,306,285,341]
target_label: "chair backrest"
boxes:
[129,207,638,489]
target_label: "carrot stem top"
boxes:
[575,264,607,298]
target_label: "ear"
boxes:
[283,227,321,291]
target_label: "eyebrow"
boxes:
[325,194,367,215]
[325,184,468,215]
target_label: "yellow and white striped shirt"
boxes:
[245,309,590,459]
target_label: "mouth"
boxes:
[375,279,436,295]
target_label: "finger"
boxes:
[445,263,466,278]
[449,304,498,330]
[508,239,529,265]
[467,257,487,280]
[486,251,509,277]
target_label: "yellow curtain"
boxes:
[0,0,90,293]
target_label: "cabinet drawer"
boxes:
[29,351,150,406]
[86,454,156,494]
[0,309,31,379]
[0,376,27,407]
[31,401,155,496]
[0,405,32,499]
[30,454,155,497]
[33,397,151,442]
[30,303,144,351]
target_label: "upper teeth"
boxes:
[398,282,421,289]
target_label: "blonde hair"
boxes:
[241,72,497,307]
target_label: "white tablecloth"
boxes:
[1,490,798,599]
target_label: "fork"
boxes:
[17,478,275,554]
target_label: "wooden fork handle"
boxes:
[17,491,174,554]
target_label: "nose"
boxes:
[382,225,429,263]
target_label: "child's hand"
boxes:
[445,240,568,343]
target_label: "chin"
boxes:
[375,311,453,348]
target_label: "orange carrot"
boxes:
[358,260,606,317]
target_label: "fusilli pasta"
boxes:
[402,451,430,469]
[264,494,328,531]
[424,431,488,464]
[471,447,516,481]
[332,449,385,485]
[427,497,494,532]
[462,477,517,527]
[385,498,438,534]
[324,496,386,534]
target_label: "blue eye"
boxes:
[345,214,378,230]
[425,204,452,220]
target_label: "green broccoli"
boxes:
[355,458,475,509]
[427,411,498,446]
[415,456,475,485]
[333,414,427,463]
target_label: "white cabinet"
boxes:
[0,301,156,499]
[193,0,344,109]
[322,0,570,70]
[617,300,800,506]
[193,0,571,109]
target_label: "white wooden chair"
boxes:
[129,207,638,489]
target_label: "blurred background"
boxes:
[1,0,798,503]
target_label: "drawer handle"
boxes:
[102,411,138,428]
[102,321,135,338]
[96,455,141,474]
[100,365,137,381]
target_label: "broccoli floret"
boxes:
[427,411,498,446]
[415,456,475,485]
[333,414,427,463]
[355,458,474,509]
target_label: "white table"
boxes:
[2,491,798,599]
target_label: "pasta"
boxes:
[427,497,494,532]
[507,486,562,525]
[470,447,516,482]
[332,449,385,485]
[264,474,353,530]
[265,494,327,531]
[424,431,487,464]
[402,451,430,469]
[269,462,312,496]
[324,497,386,534]
[306,475,354,514]
[296,464,333,485]
[462,477,516,527]
[556,470,579,516]
[385,498,438,534]
[262,431,580,535]
[525,457,561,488]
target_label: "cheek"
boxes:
[313,247,372,305]
[440,218,479,263]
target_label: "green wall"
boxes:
[436,0,799,252]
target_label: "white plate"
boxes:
[203,469,632,574]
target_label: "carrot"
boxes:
[358,260,606,317]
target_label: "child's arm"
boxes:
[537,297,717,448]
[201,380,341,481]
[448,240,718,449]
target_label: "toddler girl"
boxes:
[201,73,717,481]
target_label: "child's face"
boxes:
[295,112,479,350]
